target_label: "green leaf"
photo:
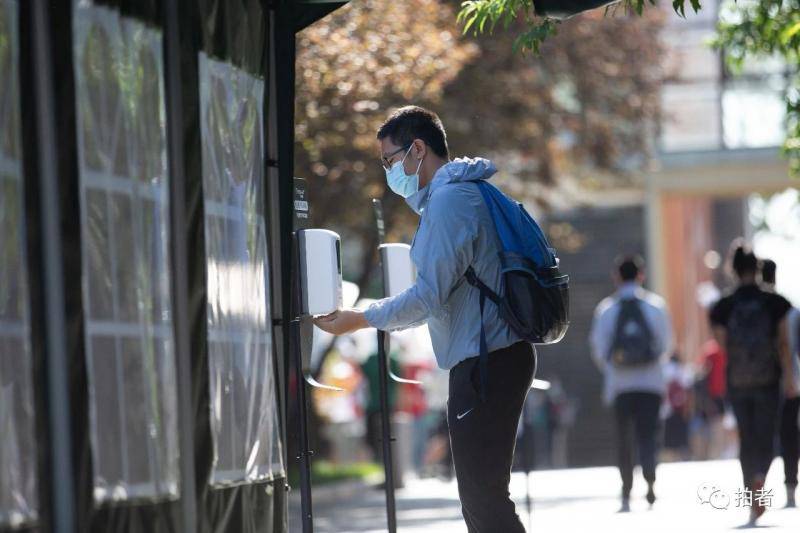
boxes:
[672,0,686,18]
[511,18,557,55]
[781,20,800,45]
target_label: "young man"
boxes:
[761,259,799,507]
[314,106,535,532]
[589,255,674,512]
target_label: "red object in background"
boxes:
[398,363,429,418]
[702,339,727,398]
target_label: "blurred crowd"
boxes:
[306,238,799,524]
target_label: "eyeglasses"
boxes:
[380,145,410,170]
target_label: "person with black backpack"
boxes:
[760,259,799,508]
[314,106,569,532]
[709,244,797,525]
[589,255,674,513]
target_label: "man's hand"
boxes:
[313,308,370,335]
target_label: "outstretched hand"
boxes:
[313,308,369,335]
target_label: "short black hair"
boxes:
[761,259,776,284]
[615,254,644,282]
[377,106,449,159]
[729,239,758,278]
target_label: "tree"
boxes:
[297,0,665,297]
[457,0,800,174]
[439,6,664,204]
[296,0,477,292]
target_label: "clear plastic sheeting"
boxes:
[199,53,284,486]
[72,4,180,503]
[0,1,39,527]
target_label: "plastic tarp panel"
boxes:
[188,2,287,531]
[72,2,180,506]
[198,0,266,75]
[199,53,285,488]
[0,1,40,528]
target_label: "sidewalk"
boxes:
[290,459,800,532]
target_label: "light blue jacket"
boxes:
[364,157,522,370]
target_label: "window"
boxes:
[660,82,722,152]
[199,54,284,486]
[0,1,39,527]
[722,76,787,149]
[72,4,179,503]
[659,0,791,152]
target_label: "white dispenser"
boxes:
[379,243,416,297]
[298,229,343,315]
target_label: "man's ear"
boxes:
[412,138,426,160]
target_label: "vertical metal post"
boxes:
[291,318,315,533]
[377,329,398,533]
[372,198,400,532]
[30,1,75,531]
[265,9,290,492]
[162,0,198,530]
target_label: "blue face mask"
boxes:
[385,146,423,198]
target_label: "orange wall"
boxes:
[661,195,714,362]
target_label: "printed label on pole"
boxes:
[294,177,310,230]
[372,198,385,244]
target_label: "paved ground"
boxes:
[290,459,800,532]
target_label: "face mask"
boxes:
[385,145,423,198]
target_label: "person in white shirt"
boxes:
[589,255,674,512]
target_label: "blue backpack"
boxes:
[464,181,570,400]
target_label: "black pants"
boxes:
[448,341,536,533]
[613,392,661,498]
[780,396,800,487]
[729,385,780,487]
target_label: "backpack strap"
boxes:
[462,180,505,403]
[464,266,502,306]
[464,266,503,403]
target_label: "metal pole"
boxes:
[30,2,76,531]
[162,0,198,529]
[377,329,398,533]
[292,319,315,533]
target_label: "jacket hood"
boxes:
[433,157,496,185]
[405,157,496,214]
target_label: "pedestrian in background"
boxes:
[696,338,728,459]
[663,353,691,461]
[761,259,800,508]
[590,255,674,512]
[709,244,797,525]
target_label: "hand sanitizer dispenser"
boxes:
[379,243,415,297]
[298,229,343,315]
